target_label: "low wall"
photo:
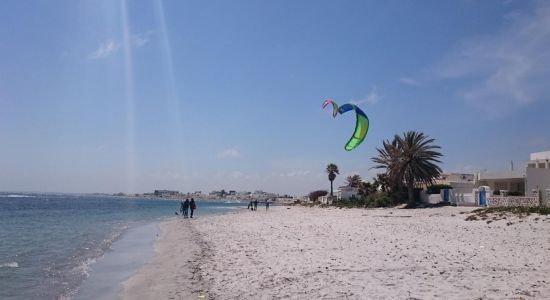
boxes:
[421,193,442,204]
[487,196,540,207]
[452,193,477,206]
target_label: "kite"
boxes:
[322,100,370,151]
[322,99,339,118]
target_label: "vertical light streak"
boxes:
[154,0,186,188]
[120,0,136,193]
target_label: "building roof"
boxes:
[478,170,525,180]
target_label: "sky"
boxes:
[1,0,550,195]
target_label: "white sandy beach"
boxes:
[122,206,550,299]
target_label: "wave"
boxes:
[64,224,131,299]
[4,194,35,198]
[0,262,19,268]
[224,200,242,204]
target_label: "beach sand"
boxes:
[121,206,550,299]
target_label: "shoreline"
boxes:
[76,222,161,300]
[119,217,213,300]
[121,206,550,299]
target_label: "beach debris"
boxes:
[196,290,207,298]
[322,99,370,151]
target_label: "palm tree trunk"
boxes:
[407,184,414,206]
[330,180,334,197]
[405,173,414,205]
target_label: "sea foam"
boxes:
[0,262,19,268]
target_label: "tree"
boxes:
[345,174,362,188]
[309,190,328,202]
[357,181,373,197]
[326,163,339,198]
[372,131,443,205]
[372,173,391,192]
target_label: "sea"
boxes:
[0,193,244,300]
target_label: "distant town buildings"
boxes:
[154,190,180,197]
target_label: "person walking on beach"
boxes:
[253,200,258,211]
[179,200,184,216]
[266,201,270,211]
[190,198,196,218]
[183,199,190,218]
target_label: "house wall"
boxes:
[420,192,442,204]
[477,178,525,194]
[530,151,550,161]
[526,167,550,193]
[337,188,359,200]
[421,189,477,206]
[450,182,475,194]
[451,193,477,206]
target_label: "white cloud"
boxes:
[88,39,120,59]
[131,31,153,47]
[88,31,153,60]
[279,170,311,177]
[399,77,421,86]
[217,147,241,159]
[434,2,550,115]
[351,86,381,105]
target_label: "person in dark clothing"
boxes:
[179,200,185,215]
[253,200,258,211]
[266,201,270,211]
[190,198,196,218]
[183,199,190,218]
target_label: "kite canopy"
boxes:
[322,100,370,151]
[322,99,339,118]
[337,103,369,151]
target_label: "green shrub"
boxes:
[330,190,410,209]
[308,190,328,202]
[333,195,368,208]
[364,191,408,208]
[366,194,394,208]
[426,184,453,194]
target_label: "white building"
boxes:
[337,186,359,200]
[526,151,550,193]
[477,170,525,194]
[436,173,475,194]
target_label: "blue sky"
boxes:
[1,0,550,195]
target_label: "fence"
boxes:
[486,196,540,207]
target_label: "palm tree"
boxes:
[345,174,362,187]
[372,131,443,205]
[372,173,390,192]
[357,181,372,197]
[326,163,339,198]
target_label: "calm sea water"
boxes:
[0,193,244,300]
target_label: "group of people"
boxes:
[247,200,270,211]
[179,198,196,218]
